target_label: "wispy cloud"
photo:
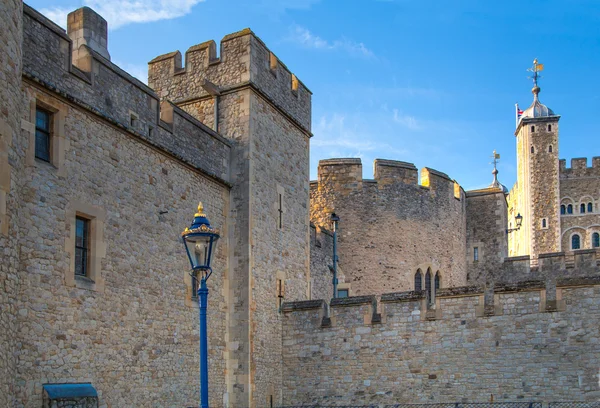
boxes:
[288,26,375,58]
[392,109,420,130]
[41,0,204,30]
[113,61,148,84]
[312,114,407,156]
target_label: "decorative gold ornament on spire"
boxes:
[195,202,206,217]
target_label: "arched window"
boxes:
[593,233,600,248]
[542,218,547,228]
[548,124,552,132]
[435,271,440,291]
[560,205,566,215]
[425,268,432,306]
[531,146,535,154]
[581,203,586,214]
[531,125,535,132]
[414,269,422,291]
[567,204,573,214]
[588,203,593,213]
[548,145,553,153]
[572,234,581,250]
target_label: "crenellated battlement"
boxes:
[314,158,462,198]
[559,157,600,177]
[22,4,231,183]
[310,157,467,296]
[148,28,311,132]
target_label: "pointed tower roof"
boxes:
[516,59,560,134]
[488,150,508,193]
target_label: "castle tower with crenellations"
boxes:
[148,30,312,407]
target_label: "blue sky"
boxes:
[29,0,600,190]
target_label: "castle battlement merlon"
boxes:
[314,158,461,198]
[559,157,600,177]
[22,4,231,183]
[148,28,311,131]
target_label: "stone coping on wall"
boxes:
[504,255,531,262]
[281,299,326,312]
[373,159,418,170]
[465,186,506,197]
[493,280,545,293]
[330,295,376,308]
[435,286,483,298]
[557,275,600,287]
[380,290,425,303]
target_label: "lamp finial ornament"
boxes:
[195,202,206,217]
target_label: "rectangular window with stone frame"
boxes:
[75,216,90,277]
[35,107,52,162]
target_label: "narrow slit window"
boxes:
[35,108,51,162]
[75,216,90,277]
[567,204,573,214]
[277,279,285,309]
[473,247,479,261]
[434,271,440,291]
[548,145,553,153]
[531,146,535,154]
[581,203,586,214]
[542,218,547,228]
[588,202,593,213]
[593,232,600,248]
[531,125,535,132]
[277,193,283,229]
[560,205,566,215]
[548,124,552,131]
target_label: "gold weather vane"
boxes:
[527,58,544,88]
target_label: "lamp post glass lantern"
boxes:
[507,213,523,234]
[182,202,219,408]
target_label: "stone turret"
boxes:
[67,7,111,62]
[509,59,561,257]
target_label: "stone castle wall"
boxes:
[465,188,508,285]
[0,0,24,406]
[559,158,600,250]
[282,273,600,405]
[310,158,467,296]
[10,5,234,407]
[310,223,334,301]
[148,25,312,408]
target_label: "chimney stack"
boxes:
[67,7,111,63]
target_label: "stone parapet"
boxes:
[22,4,231,182]
[560,157,600,177]
[148,29,311,132]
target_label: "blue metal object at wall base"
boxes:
[198,276,210,408]
[43,383,98,399]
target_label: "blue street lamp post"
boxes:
[331,213,340,298]
[182,202,220,408]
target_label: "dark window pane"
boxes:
[35,130,50,161]
[338,289,349,298]
[75,217,89,277]
[35,108,51,162]
[567,205,573,214]
[414,270,422,290]
[581,204,586,214]
[572,234,581,250]
[589,203,593,213]
[593,233,599,248]
[560,205,565,215]
[435,272,440,290]
[425,270,432,304]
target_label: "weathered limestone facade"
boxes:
[310,158,467,296]
[282,270,600,405]
[3,2,600,407]
[148,27,312,407]
[0,1,24,407]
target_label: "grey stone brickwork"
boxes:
[148,24,312,408]
[559,158,600,250]
[282,276,600,405]
[310,158,467,296]
[0,0,24,406]
[310,223,334,301]
[465,188,508,285]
